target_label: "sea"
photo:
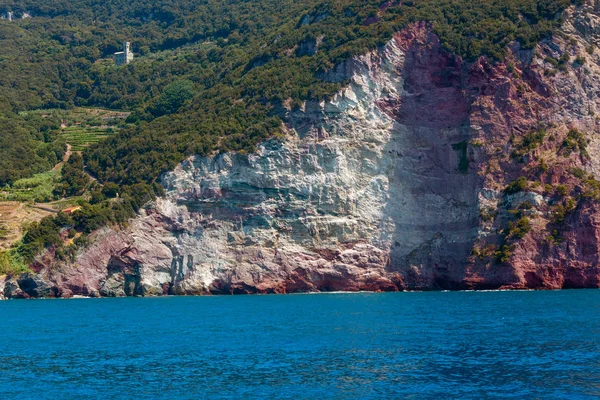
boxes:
[0,290,598,399]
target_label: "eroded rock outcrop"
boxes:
[9,1,600,297]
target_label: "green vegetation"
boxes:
[511,128,546,158]
[504,177,528,194]
[506,217,532,240]
[560,129,588,158]
[479,207,496,222]
[0,250,29,276]
[53,153,91,197]
[0,113,66,186]
[494,244,515,264]
[552,197,577,224]
[0,170,59,203]
[149,80,195,117]
[62,127,114,152]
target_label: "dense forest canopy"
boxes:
[0,0,583,263]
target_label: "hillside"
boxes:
[2,0,599,296]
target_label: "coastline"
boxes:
[1,285,592,300]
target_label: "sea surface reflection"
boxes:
[0,290,599,398]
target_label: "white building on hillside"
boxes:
[114,42,134,66]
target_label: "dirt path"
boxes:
[52,143,72,171]
[28,204,59,214]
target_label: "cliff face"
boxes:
[5,2,600,298]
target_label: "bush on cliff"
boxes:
[504,177,529,194]
[0,250,30,276]
[506,217,532,240]
[560,129,588,159]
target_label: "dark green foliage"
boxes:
[555,184,569,197]
[479,207,496,222]
[506,217,532,239]
[53,153,91,197]
[546,229,562,245]
[570,168,600,201]
[560,129,588,158]
[574,55,586,65]
[0,113,66,186]
[571,167,586,179]
[101,182,120,198]
[494,244,514,264]
[17,216,64,261]
[149,80,195,117]
[558,51,571,71]
[511,129,545,158]
[0,0,579,189]
[552,197,577,224]
[504,177,528,194]
[545,56,559,67]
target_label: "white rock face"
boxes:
[106,30,481,294]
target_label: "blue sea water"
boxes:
[0,291,599,399]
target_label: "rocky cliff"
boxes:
[5,2,600,298]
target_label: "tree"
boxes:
[149,80,195,116]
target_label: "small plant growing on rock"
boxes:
[480,207,496,222]
[545,229,562,245]
[587,44,595,54]
[506,217,532,240]
[574,55,586,66]
[545,56,559,67]
[494,244,514,264]
[471,244,498,260]
[571,167,586,179]
[580,175,600,201]
[539,158,548,173]
[560,129,588,159]
[511,129,546,158]
[552,197,577,224]
[470,138,484,147]
[555,184,569,197]
[558,52,570,71]
[504,177,528,194]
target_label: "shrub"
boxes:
[561,129,588,158]
[505,177,528,194]
[494,244,514,264]
[506,217,532,239]
[511,129,545,158]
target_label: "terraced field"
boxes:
[0,170,59,203]
[59,108,131,151]
[61,126,115,151]
[20,107,131,152]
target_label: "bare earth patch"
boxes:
[0,202,55,250]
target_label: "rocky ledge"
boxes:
[5,1,600,298]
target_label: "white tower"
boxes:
[124,41,133,64]
[114,41,134,66]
